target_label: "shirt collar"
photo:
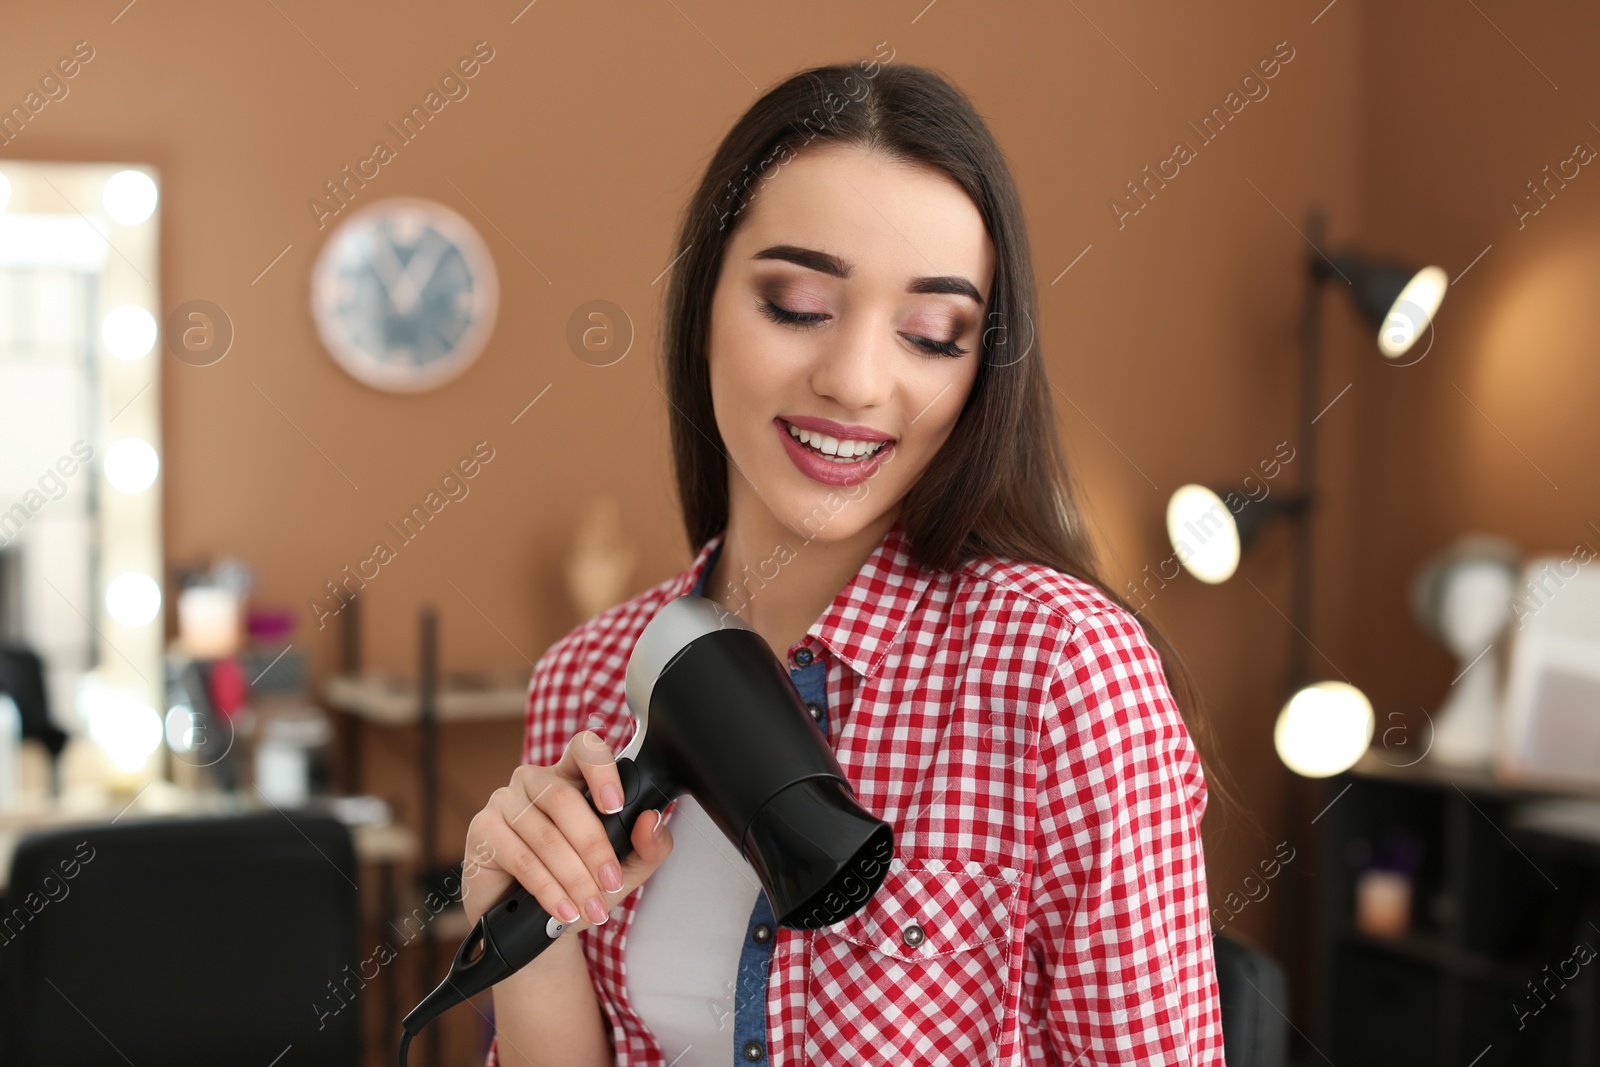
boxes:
[673,515,937,679]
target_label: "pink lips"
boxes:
[780,414,895,442]
[774,417,896,488]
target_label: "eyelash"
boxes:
[755,299,969,358]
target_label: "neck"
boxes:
[704,499,898,657]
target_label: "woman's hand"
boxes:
[462,730,675,930]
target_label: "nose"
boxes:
[807,309,895,415]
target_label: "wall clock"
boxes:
[310,197,499,393]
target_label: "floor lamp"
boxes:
[1162,207,1448,1033]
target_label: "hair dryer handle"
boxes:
[402,755,672,1037]
[481,755,664,961]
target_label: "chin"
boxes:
[771,492,889,546]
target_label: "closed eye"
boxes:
[906,334,968,358]
[756,299,827,327]
[755,299,969,358]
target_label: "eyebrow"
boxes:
[751,244,984,306]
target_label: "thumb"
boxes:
[619,808,674,886]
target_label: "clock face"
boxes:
[310,197,499,393]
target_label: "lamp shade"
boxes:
[1325,254,1448,359]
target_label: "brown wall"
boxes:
[1351,2,1600,736]
[17,0,1530,1032]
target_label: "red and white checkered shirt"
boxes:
[486,516,1223,1065]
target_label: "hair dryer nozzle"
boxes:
[743,776,894,929]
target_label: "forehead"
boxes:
[731,143,995,297]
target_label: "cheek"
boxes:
[904,364,978,451]
[709,319,794,444]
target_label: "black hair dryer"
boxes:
[399,594,895,1053]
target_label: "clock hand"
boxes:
[370,236,412,315]
[394,233,449,316]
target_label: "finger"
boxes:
[534,779,627,913]
[519,804,611,926]
[558,730,626,815]
[458,823,509,923]
[460,826,502,889]
[477,816,583,926]
[512,793,613,926]
[628,808,674,870]
[496,777,555,837]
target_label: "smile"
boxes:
[773,418,896,488]
[781,419,891,463]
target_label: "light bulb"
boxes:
[105,571,162,626]
[102,305,158,360]
[1166,484,1241,584]
[1378,266,1448,359]
[1275,680,1375,777]
[103,169,158,225]
[88,693,163,771]
[105,438,160,493]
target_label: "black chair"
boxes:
[0,812,361,1066]
[1214,928,1290,1067]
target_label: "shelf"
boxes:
[1341,930,1515,989]
[1349,749,1600,802]
[1316,765,1600,1065]
[322,671,528,725]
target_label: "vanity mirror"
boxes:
[0,160,164,794]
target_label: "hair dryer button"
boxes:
[901,923,926,948]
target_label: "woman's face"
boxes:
[707,143,995,544]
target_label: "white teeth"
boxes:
[785,421,888,462]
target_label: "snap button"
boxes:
[807,702,823,721]
[742,1039,765,1061]
[901,923,926,948]
[793,648,813,667]
[752,922,772,944]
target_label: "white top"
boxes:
[624,795,763,1066]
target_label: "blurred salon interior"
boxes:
[2,1,1600,1064]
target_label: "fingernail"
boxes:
[556,899,581,923]
[599,785,624,814]
[652,809,670,838]
[584,896,609,925]
[599,862,623,893]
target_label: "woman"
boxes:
[465,58,1225,1066]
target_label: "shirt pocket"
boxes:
[805,856,1019,1066]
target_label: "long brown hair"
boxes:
[661,60,1238,820]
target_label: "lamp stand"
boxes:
[1274,207,1334,1041]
